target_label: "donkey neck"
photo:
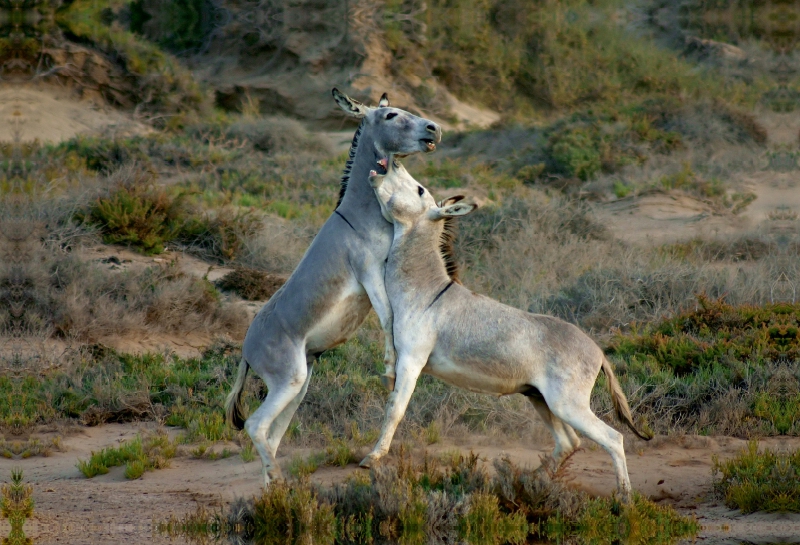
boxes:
[336,125,391,233]
[387,221,452,303]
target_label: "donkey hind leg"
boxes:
[527,397,580,463]
[244,351,308,488]
[360,355,425,467]
[550,401,632,503]
[266,363,314,459]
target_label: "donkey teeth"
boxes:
[426,142,436,151]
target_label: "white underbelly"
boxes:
[305,280,369,353]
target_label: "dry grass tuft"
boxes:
[215,268,286,301]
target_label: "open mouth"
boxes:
[375,157,389,175]
[421,139,436,152]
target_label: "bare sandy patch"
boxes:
[597,191,740,244]
[0,85,149,143]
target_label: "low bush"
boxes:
[713,441,800,513]
[162,452,697,545]
[287,452,327,479]
[8,247,247,340]
[544,105,683,181]
[76,432,177,479]
[607,297,799,376]
[1,469,34,544]
[214,268,286,300]
[85,183,188,255]
[74,172,260,260]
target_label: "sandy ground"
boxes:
[2,425,798,544]
[0,85,150,143]
[597,170,799,245]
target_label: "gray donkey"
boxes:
[225,91,441,485]
[365,158,651,502]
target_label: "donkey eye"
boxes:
[417,186,424,196]
[385,112,398,120]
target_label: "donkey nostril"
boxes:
[426,124,437,133]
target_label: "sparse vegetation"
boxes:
[56,0,206,120]
[215,268,286,300]
[161,451,698,545]
[76,432,177,479]
[385,0,767,117]
[1,469,34,545]
[712,441,800,513]
[287,452,326,478]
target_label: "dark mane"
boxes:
[439,217,460,283]
[336,118,365,208]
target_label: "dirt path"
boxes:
[5,424,799,544]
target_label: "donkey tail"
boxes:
[225,357,250,430]
[601,357,652,441]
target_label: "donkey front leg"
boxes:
[361,266,397,391]
[360,355,425,467]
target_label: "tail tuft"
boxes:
[601,358,652,441]
[225,357,250,430]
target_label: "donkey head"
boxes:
[369,158,477,229]
[332,89,441,157]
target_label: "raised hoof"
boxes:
[380,374,396,392]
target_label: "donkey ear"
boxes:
[378,93,390,108]
[332,88,369,118]
[430,201,478,221]
[437,195,465,208]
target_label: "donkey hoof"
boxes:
[359,454,380,469]
[380,374,396,392]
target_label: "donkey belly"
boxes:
[424,351,530,396]
[305,277,372,354]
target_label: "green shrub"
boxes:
[613,180,631,198]
[543,105,682,180]
[753,391,800,435]
[251,480,336,545]
[288,452,326,478]
[606,296,800,376]
[324,439,358,468]
[76,433,178,479]
[124,459,147,480]
[129,0,213,54]
[1,469,35,544]
[713,441,800,513]
[87,184,185,254]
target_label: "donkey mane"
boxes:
[336,123,459,282]
[439,217,460,283]
[336,118,366,209]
